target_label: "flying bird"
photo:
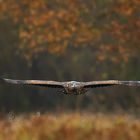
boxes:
[1,78,140,95]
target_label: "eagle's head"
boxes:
[69,81,79,87]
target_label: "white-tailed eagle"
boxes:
[1,78,140,95]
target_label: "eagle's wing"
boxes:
[0,78,65,88]
[83,80,140,88]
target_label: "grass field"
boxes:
[0,113,140,140]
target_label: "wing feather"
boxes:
[2,78,140,89]
[1,78,64,88]
[83,80,140,88]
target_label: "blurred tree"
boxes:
[0,0,139,63]
[0,0,140,112]
[0,0,100,60]
[97,0,140,63]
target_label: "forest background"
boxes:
[0,0,140,113]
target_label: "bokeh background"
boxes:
[0,0,140,113]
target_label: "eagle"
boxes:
[1,78,140,95]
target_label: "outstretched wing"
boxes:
[0,78,65,88]
[83,80,140,88]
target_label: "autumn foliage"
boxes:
[0,0,99,59]
[0,0,140,114]
[0,0,139,61]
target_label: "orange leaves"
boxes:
[0,0,139,63]
[48,41,68,54]
[111,17,140,45]
[47,33,56,42]
[105,0,140,63]
[29,0,46,9]
[0,1,21,22]
[120,6,133,16]
[17,1,81,57]
[97,45,131,63]
[110,0,140,38]
[113,0,140,16]
[74,23,101,46]
[0,0,97,59]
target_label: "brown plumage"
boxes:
[1,78,140,95]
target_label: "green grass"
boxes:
[0,113,140,140]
